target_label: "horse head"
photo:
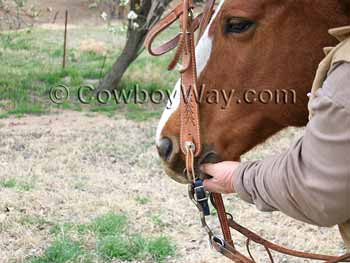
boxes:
[156,0,350,183]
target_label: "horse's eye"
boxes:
[224,18,255,34]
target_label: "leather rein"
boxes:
[145,1,350,262]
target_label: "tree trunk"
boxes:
[98,28,145,91]
[98,0,173,92]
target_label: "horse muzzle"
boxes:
[157,136,220,183]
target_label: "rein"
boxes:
[145,1,350,262]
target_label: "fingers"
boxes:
[201,163,222,192]
[203,178,217,193]
[203,178,228,194]
[201,161,240,194]
[201,163,222,178]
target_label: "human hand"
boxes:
[200,161,240,194]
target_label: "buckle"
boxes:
[194,185,208,202]
[212,236,225,248]
[188,7,194,20]
[193,179,210,216]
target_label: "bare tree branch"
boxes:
[97,0,174,92]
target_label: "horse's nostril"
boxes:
[157,137,173,161]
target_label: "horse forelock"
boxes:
[155,0,226,145]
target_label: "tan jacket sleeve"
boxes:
[233,62,350,227]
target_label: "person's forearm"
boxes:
[233,63,350,227]
[233,140,321,225]
[234,126,350,227]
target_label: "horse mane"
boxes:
[340,0,350,15]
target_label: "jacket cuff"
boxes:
[233,162,255,204]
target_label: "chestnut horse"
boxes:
[155,0,350,250]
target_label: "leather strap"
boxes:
[212,193,234,247]
[178,0,215,157]
[211,239,254,263]
[145,1,215,157]
[210,214,350,262]
[197,0,215,40]
[179,0,202,157]
[227,219,350,262]
[145,3,185,56]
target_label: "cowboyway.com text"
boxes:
[49,84,297,108]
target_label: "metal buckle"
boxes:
[194,185,208,202]
[212,236,225,248]
[193,179,210,216]
[184,141,196,182]
[188,6,194,19]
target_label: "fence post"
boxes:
[62,10,68,69]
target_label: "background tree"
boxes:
[98,0,173,91]
[0,0,31,30]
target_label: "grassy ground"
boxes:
[0,112,346,263]
[0,23,178,120]
[0,112,180,263]
[0,23,180,263]
[28,212,174,263]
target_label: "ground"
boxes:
[0,0,181,29]
[0,0,112,29]
[27,0,103,25]
[0,112,346,262]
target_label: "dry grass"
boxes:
[78,39,107,55]
[0,111,346,263]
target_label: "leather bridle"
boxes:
[145,1,350,262]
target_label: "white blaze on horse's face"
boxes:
[156,0,225,145]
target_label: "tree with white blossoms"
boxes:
[98,0,173,91]
[0,0,30,30]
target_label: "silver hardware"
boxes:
[194,185,209,202]
[184,141,196,152]
[212,236,225,248]
[188,7,194,19]
[195,196,209,202]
